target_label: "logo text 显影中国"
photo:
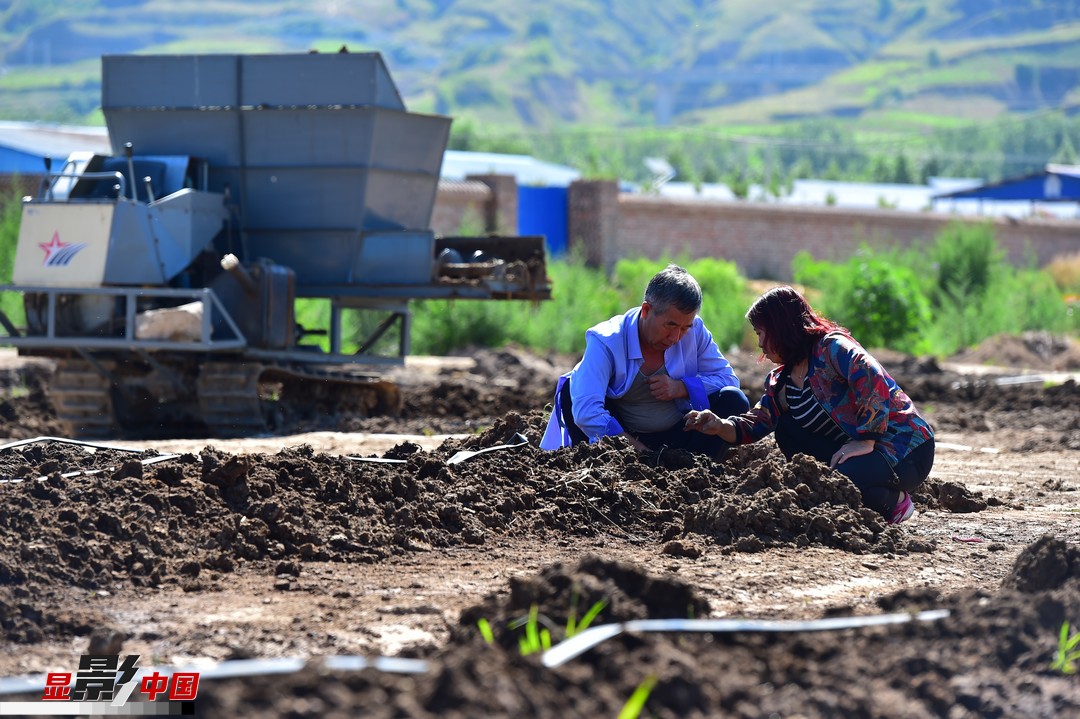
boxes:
[41,654,200,704]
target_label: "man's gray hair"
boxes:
[643,264,702,314]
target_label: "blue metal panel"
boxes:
[518,186,567,256]
[100,53,451,287]
[0,147,48,174]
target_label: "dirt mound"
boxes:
[1003,534,1080,592]
[0,347,566,441]
[0,361,63,438]
[3,343,1079,450]
[455,555,713,650]
[1,344,1078,716]
[190,540,1080,718]
[318,346,563,436]
[950,331,1080,371]
[0,414,960,645]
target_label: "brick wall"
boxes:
[430,179,491,236]
[466,174,518,235]
[568,182,1080,279]
[8,171,1076,278]
[567,179,619,268]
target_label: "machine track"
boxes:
[196,362,269,437]
[50,359,119,439]
[277,366,401,414]
[195,362,402,438]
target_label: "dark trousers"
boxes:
[774,412,936,516]
[560,379,750,460]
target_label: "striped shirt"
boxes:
[786,379,848,443]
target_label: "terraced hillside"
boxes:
[2,0,1080,129]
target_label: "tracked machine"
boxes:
[0,53,550,438]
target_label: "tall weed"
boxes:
[1046,251,1080,295]
[409,298,511,355]
[408,254,749,355]
[929,267,1074,355]
[922,227,1070,351]
[793,223,1073,356]
[930,221,1000,303]
[0,185,26,324]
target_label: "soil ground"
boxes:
[0,333,1078,718]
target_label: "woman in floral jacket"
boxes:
[684,286,935,524]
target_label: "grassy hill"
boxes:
[3,0,1080,188]
[2,0,1080,134]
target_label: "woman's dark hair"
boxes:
[746,286,842,365]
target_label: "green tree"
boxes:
[1052,133,1078,165]
[868,154,892,182]
[919,156,942,184]
[700,159,721,184]
[1015,63,1036,95]
[727,170,749,199]
[893,152,914,184]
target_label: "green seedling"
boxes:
[566,596,607,638]
[1051,620,1080,675]
[617,675,658,719]
[492,596,608,656]
[476,618,495,645]
[516,604,553,656]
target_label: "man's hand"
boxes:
[683,410,736,442]
[646,374,688,401]
[604,432,648,451]
[829,439,876,469]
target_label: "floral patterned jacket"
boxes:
[730,331,933,466]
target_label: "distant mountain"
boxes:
[2,0,1080,131]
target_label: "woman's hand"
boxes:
[829,439,876,469]
[683,410,736,442]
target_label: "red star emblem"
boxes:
[39,232,67,264]
[37,231,86,267]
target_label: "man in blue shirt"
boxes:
[540,264,749,459]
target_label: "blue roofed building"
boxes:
[932,164,1080,208]
[0,121,110,174]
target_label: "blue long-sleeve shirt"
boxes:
[540,306,740,449]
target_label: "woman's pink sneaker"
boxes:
[888,492,915,524]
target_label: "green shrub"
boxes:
[683,257,753,352]
[929,221,1001,304]
[920,225,1071,352]
[0,185,26,325]
[793,247,931,351]
[925,266,1071,354]
[532,254,625,353]
[406,254,750,356]
[409,298,510,355]
[793,222,1073,356]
